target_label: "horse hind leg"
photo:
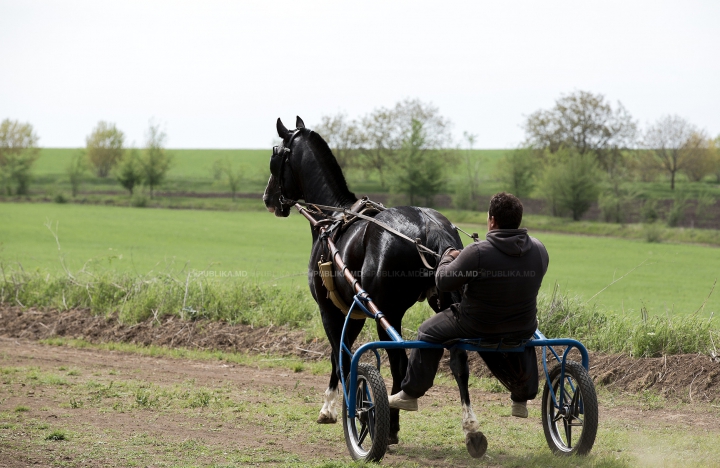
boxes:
[449,347,487,458]
[317,338,340,424]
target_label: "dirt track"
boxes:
[2,307,720,403]
[2,338,720,467]
[2,306,720,466]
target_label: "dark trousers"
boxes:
[400,307,539,402]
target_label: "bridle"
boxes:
[269,126,456,270]
[272,129,303,206]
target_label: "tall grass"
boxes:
[1,269,718,357]
[538,285,719,357]
[0,269,322,335]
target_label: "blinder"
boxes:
[272,129,303,206]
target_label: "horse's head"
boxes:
[263,116,307,217]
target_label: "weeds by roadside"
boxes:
[537,284,719,357]
[2,266,719,356]
[0,268,324,337]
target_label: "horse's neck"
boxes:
[302,164,356,210]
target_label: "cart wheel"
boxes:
[342,363,390,462]
[541,361,598,456]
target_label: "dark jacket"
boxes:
[435,229,549,338]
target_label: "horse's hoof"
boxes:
[388,434,399,445]
[465,431,487,458]
[316,414,337,424]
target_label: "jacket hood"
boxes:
[486,229,532,256]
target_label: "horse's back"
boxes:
[372,206,461,250]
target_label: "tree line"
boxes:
[2,91,718,220]
[497,91,719,222]
[315,91,719,221]
[0,120,172,199]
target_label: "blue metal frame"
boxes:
[340,294,591,419]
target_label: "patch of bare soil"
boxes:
[0,338,344,467]
[1,306,719,402]
[0,306,333,360]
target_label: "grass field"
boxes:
[2,203,719,318]
[0,201,311,281]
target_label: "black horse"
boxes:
[264,117,486,454]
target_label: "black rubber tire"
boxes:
[541,361,598,456]
[342,364,390,462]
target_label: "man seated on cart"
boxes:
[389,192,549,418]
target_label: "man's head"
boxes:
[487,192,523,230]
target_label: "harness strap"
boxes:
[415,239,438,270]
[289,199,441,260]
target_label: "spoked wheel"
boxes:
[541,361,598,456]
[342,364,390,462]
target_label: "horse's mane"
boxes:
[305,129,356,202]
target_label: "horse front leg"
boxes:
[449,347,487,458]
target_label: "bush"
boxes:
[66,151,87,197]
[131,195,148,208]
[695,192,717,224]
[495,147,537,198]
[597,174,639,224]
[640,200,659,223]
[452,183,478,211]
[116,148,143,196]
[392,119,448,206]
[45,430,67,441]
[53,193,68,204]
[643,222,664,243]
[598,192,622,223]
[140,123,172,199]
[536,148,601,220]
[666,192,690,227]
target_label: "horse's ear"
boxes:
[296,116,305,129]
[277,118,289,139]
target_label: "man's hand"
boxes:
[442,247,460,260]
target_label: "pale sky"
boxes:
[1,0,718,149]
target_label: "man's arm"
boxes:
[435,244,478,292]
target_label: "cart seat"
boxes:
[442,337,531,351]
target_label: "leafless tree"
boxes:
[317,99,453,190]
[357,107,396,188]
[642,115,709,190]
[524,90,636,175]
[313,113,362,169]
[358,99,452,188]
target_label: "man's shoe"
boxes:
[511,400,528,418]
[388,391,418,411]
